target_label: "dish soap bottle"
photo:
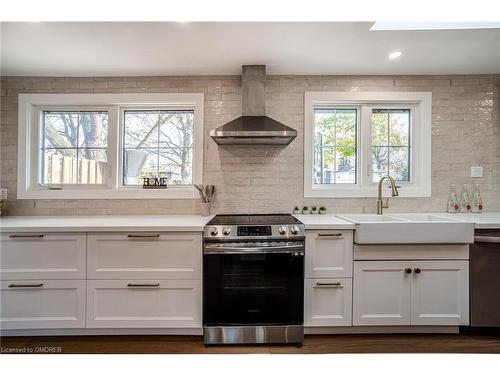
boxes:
[459,184,472,214]
[447,184,460,213]
[471,184,483,213]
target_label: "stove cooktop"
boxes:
[206,214,301,226]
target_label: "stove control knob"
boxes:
[222,227,231,235]
[290,225,299,235]
[209,227,218,236]
[278,226,288,235]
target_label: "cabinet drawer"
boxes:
[0,280,86,329]
[305,278,352,327]
[86,279,202,328]
[87,233,202,280]
[306,230,353,278]
[0,233,86,280]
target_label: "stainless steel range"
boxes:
[203,214,305,345]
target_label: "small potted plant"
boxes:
[302,206,309,214]
[311,205,318,214]
[292,206,300,214]
[319,206,327,214]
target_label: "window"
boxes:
[370,109,410,182]
[304,92,432,197]
[18,93,204,199]
[123,110,194,186]
[41,111,108,185]
[314,108,357,184]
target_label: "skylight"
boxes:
[370,22,500,30]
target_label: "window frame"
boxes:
[304,91,432,198]
[17,93,204,200]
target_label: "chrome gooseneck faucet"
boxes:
[376,175,399,215]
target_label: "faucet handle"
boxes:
[383,198,390,208]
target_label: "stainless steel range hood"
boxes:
[210,65,297,145]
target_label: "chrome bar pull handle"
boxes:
[127,283,160,288]
[127,234,160,239]
[8,283,44,288]
[9,234,45,238]
[474,236,500,244]
[314,282,343,288]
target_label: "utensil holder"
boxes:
[201,202,210,217]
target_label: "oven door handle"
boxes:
[204,244,304,254]
[474,236,500,244]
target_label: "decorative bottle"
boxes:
[459,184,472,214]
[471,184,483,213]
[446,184,460,213]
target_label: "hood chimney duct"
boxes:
[242,65,266,116]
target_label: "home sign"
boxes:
[142,177,168,189]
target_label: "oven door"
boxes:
[203,243,304,326]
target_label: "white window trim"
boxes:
[17,93,204,200]
[304,91,432,198]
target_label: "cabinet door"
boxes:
[305,278,352,327]
[87,279,202,328]
[306,230,353,278]
[410,261,469,326]
[0,280,86,329]
[1,233,86,280]
[87,233,202,280]
[353,261,411,326]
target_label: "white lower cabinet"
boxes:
[305,278,352,326]
[353,260,470,326]
[1,233,86,280]
[87,233,202,280]
[0,280,86,329]
[410,261,469,325]
[353,261,411,326]
[306,230,353,278]
[86,279,202,328]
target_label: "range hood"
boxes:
[210,65,297,145]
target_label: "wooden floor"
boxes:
[2,329,500,354]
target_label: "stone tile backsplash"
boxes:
[1,74,499,216]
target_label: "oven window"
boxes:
[203,252,304,325]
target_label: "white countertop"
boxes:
[294,212,500,230]
[0,215,214,233]
[432,212,500,229]
[293,214,356,230]
[1,212,498,233]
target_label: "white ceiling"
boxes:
[1,22,499,76]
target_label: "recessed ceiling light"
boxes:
[389,51,403,59]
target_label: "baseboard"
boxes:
[2,326,461,337]
[305,326,460,334]
[1,328,203,337]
